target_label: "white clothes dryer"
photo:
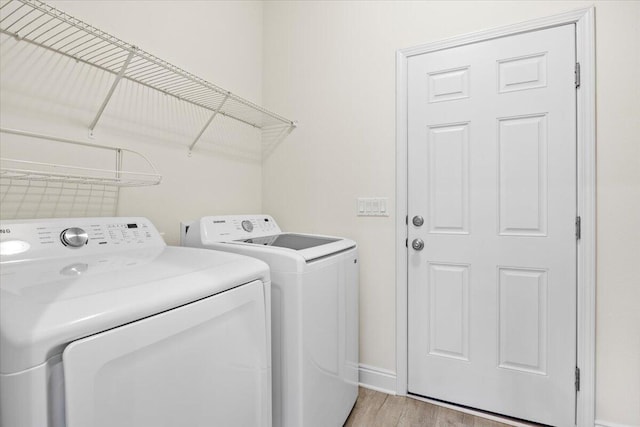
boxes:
[181,215,358,427]
[0,217,271,427]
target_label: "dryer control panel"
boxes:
[0,217,165,262]
[189,215,282,243]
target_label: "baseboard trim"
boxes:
[358,364,397,395]
[595,420,639,427]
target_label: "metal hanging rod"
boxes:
[0,0,296,151]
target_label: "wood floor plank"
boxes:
[344,387,388,426]
[397,396,438,427]
[374,394,408,426]
[462,413,477,427]
[343,388,370,426]
[435,405,467,427]
[344,387,513,427]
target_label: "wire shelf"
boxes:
[0,128,162,188]
[1,178,120,219]
[0,128,162,219]
[0,160,161,187]
[0,0,296,152]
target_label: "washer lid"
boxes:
[0,246,269,374]
[237,233,340,250]
[233,232,356,262]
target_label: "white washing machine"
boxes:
[0,217,272,427]
[181,215,358,427]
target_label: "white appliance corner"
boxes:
[358,364,397,395]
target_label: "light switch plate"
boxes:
[357,197,389,216]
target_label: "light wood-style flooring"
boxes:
[344,387,511,427]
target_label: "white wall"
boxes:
[261,1,640,425]
[1,1,265,243]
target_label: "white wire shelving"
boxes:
[1,158,160,187]
[0,0,296,152]
[0,128,162,219]
[0,128,162,187]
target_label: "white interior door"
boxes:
[407,25,577,426]
[63,281,270,427]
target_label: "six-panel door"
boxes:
[407,24,577,426]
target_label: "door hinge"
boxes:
[575,216,581,240]
[575,62,581,88]
[575,367,581,391]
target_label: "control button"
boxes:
[60,227,89,248]
[241,220,254,232]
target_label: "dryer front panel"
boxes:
[62,280,270,427]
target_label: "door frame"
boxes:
[395,7,596,426]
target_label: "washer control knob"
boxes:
[61,227,88,248]
[241,220,254,233]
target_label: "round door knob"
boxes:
[412,238,424,251]
[412,215,424,227]
[60,227,88,248]
[241,220,254,232]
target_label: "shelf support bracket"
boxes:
[89,47,138,134]
[188,92,231,152]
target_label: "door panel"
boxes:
[427,123,470,234]
[498,114,548,236]
[428,263,470,361]
[498,267,548,374]
[407,24,576,427]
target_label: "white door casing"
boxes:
[406,23,576,426]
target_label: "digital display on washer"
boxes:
[237,234,339,250]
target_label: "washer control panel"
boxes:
[0,217,165,261]
[195,215,281,242]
